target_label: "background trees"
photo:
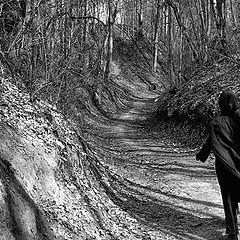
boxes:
[0,0,239,106]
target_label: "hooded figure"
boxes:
[197,91,240,240]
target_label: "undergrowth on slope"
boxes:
[155,58,240,149]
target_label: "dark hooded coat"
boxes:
[197,91,240,201]
[197,91,240,235]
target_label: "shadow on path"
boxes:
[100,172,224,240]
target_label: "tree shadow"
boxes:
[131,163,216,178]
[100,152,216,179]
[101,174,225,240]
[123,177,222,209]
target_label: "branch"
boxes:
[70,15,107,28]
[165,0,200,63]
[165,0,186,31]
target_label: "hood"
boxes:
[218,91,239,116]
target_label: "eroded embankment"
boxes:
[0,79,110,240]
[0,77,165,240]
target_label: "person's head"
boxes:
[219,91,239,116]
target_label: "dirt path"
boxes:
[84,55,237,239]
[86,96,232,240]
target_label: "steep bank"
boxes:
[0,76,153,240]
[154,59,240,148]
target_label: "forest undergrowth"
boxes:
[153,58,240,149]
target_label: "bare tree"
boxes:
[103,0,118,81]
[152,0,161,73]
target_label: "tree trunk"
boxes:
[166,0,199,63]
[136,0,143,38]
[103,1,116,81]
[168,5,174,86]
[152,0,161,73]
[30,0,36,97]
[216,0,226,39]
[83,0,88,47]
[206,0,212,38]
[229,0,236,27]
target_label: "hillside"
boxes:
[0,76,151,240]
[0,36,238,240]
[155,57,240,148]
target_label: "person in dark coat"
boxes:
[196,91,240,240]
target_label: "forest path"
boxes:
[86,46,230,239]
[87,93,230,239]
[91,102,227,240]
